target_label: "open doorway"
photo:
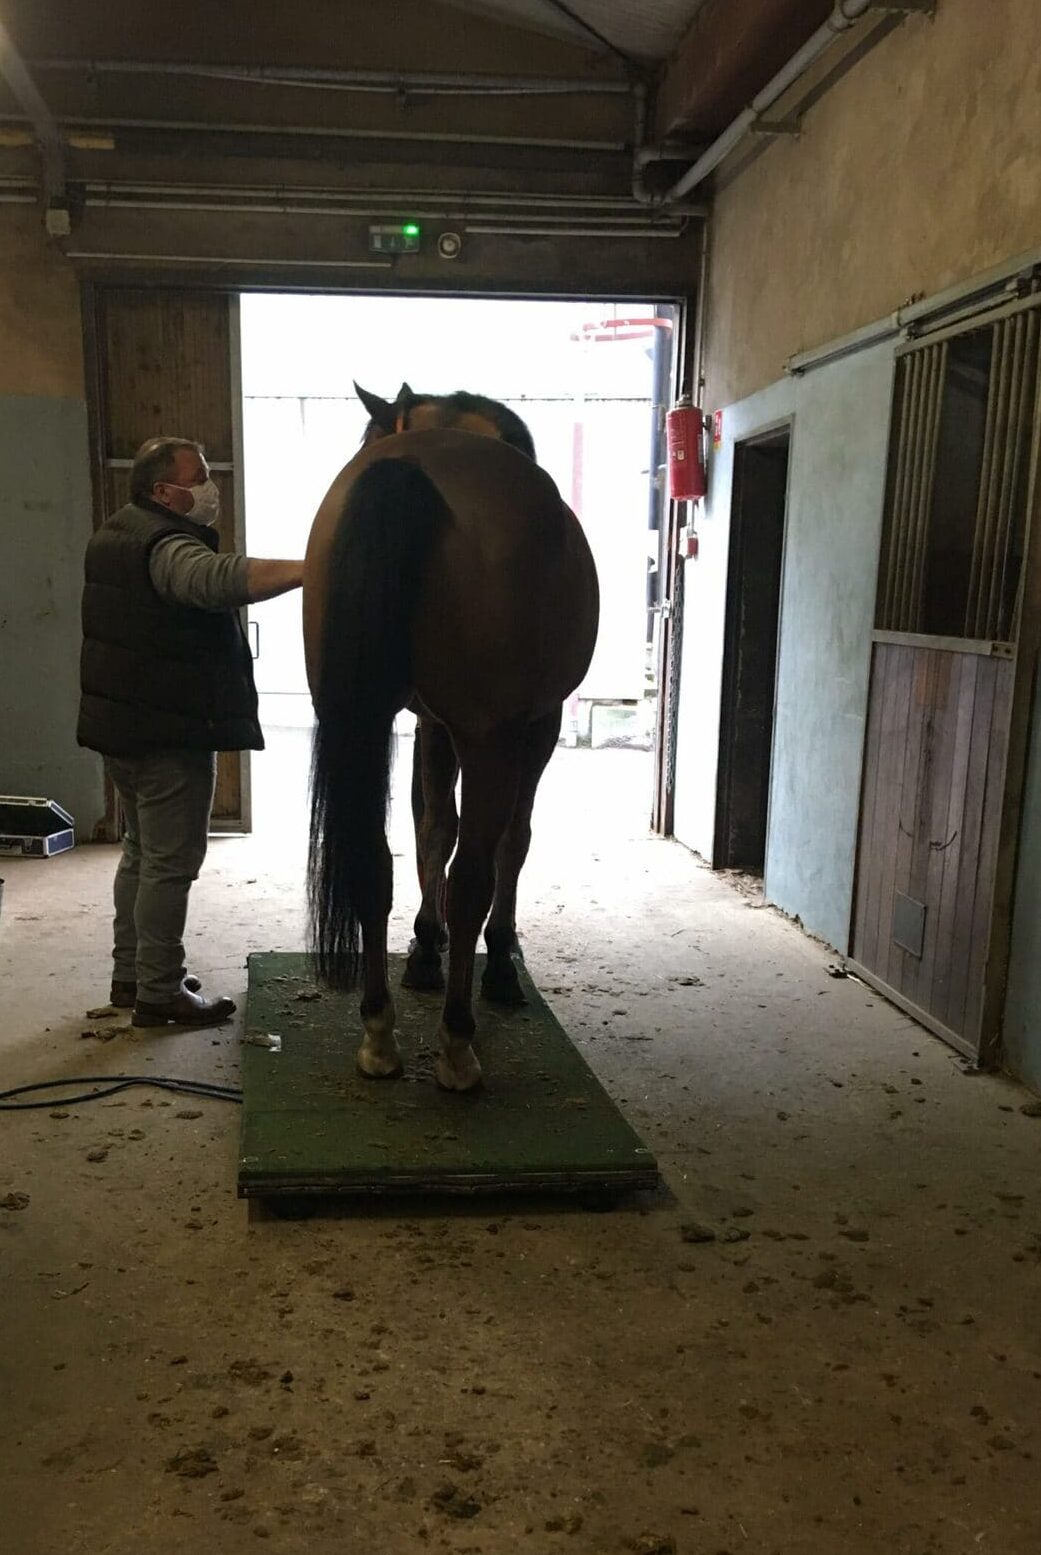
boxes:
[239,293,677,847]
[714,426,791,874]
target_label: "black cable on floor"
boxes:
[0,1075,242,1111]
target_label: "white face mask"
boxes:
[168,478,221,526]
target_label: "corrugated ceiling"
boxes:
[450,0,708,61]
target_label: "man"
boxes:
[78,436,303,1027]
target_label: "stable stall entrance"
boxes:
[850,289,1041,1061]
[714,425,790,874]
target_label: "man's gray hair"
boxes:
[130,436,204,504]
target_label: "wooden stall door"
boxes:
[851,290,1041,1061]
[86,285,250,832]
[852,640,1013,1056]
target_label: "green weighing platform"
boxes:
[239,952,659,1200]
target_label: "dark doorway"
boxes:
[714,427,790,873]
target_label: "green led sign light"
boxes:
[368,222,423,254]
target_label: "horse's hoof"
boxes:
[402,955,445,993]
[435,1047,482,1092]
[481,964,527,1006]
[357,1038,403,1078]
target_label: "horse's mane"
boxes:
[360,387,536,461]
[422,391,537,462]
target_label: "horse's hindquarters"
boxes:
[412,498,598,733]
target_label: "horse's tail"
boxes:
[308,457,449,988]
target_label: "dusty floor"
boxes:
[1,739,1040,1555]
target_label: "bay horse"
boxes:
[358,384,538,958]
[303,384,599,1091]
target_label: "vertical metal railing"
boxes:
[966,318,1015,638]
[984,309,1040,640]
[878,341,946,631]
[878,291,1041,642]
[906,342,947,632]
[879,354,914,628]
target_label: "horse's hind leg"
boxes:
[403,718,458,991]
[482,707,561,1006]
[437,732,520,1091]
[357,836,402,1078]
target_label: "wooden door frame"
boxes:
[79,281,252,840]
[651,274,700,836]
[211,294,253,835]
[82,270,694,839]
[81,280,120,842]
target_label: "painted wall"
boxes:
[704,0,1041,411]
[673,347,893,952]
[0,210,103,836]
[763,348,894,951]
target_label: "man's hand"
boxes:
[245,559,304,604]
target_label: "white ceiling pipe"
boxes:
[646,0,876,206]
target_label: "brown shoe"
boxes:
[111,974,202,1009]
[132,986,236,1028]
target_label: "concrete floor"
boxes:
[1,738,1040,1555]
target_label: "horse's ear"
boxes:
[354,382,397,432]
[397,381,415,403]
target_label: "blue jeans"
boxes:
[104,750,216,1003]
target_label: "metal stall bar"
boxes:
[906,341,947,632]
[895,350,928,630]
[982,313,1027,639]
[902,343,946,628]
[989,311,1039,640]
[879,355,914,628]
[971,318,1008,637]
[965,322,1007,638]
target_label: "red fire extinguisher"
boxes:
[666,395,707,502]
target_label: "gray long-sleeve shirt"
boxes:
[149,533,250,611]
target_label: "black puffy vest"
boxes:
[77,502,263,757]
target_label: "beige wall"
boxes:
[704,0,1041,410]
[0,207,84,398]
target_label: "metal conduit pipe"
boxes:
[461,224,684,239]
[64,250,395,269]
[0,110,627,156]
[0,184,686,238]
[786,255,1041,377]
[75,181,680,213]
[78,195,685,228]
[630,82,709,214]
[0,20,66,207]
[33,58,633,98]
[0,175,704,224]
[0,172,646,209]
[633,142,704,167]
[634,0,875,206]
